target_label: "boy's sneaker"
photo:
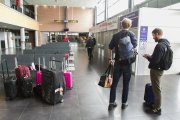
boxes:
[121,103,128,109]
[108,102,117,111]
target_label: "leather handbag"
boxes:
[98,64,112,88]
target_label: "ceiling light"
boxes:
[43,5,47,8]
[82,6,86,10]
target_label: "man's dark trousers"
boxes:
[109,62,132,103]
[87,48,93,60]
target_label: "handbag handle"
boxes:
[104,64,112,75]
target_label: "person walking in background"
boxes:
[93,37,96,46]
[108,18,137,111]
[143,28,171,115]
[85,36,95,60]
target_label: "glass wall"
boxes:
[96,0,105,23]
[108,0,128,18]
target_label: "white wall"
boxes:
[136,8,180,75]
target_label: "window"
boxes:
[97,0,105,23]
[108,0,128,18]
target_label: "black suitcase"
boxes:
[15,57,33,98]
[33,85,42,98]
[18,76,33,97]
[144,83,155,105]
[41,59,64,105]
[1,60,17,100]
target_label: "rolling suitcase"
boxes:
[15,58,33,97]
[1,60,17,100]
[41,59,64,105]
[63,71,72,89]
[144,83,155,105]
[35,58,42,85]
[62,62,73,89]
[65,53,69,60]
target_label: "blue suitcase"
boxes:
[144,83,155,105]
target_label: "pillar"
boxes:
[20,28,25,50]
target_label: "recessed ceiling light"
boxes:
[82,6,86,10]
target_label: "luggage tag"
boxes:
[55,87,63,95]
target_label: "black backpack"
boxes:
[160,44,173,70]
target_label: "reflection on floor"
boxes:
[0,43,180,120]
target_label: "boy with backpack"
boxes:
[108,18,137,110]
[143,28,173,115]
[85,36,96,60]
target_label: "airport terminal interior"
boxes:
[0,0,180,120]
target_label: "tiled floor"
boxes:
[0,43,180,120]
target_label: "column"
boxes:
[34,5,39,47]
[12,33,16,48]
[20,28,25,50]
[7,32,13,48]
[94,6,97,25]
[65,6,68,29]
[128,0,134,12]
[105,0,108,21]
[4,32,8,49]
[34,5,38,20]
[35,31,39,46]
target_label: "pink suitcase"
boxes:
[63,71,72,89]
[36,71,42,85]
[35,58,42,85]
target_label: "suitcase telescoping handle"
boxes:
[38,57,40,71]
[1,59,10,81]
[49,57,62,70]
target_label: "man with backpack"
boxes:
[108,18,137,110]
[85,36,95,60]
[143,28,173,115]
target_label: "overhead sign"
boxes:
[54,19,78,23]
[119,11,139,28]
[107,18,118,30]
[89,26,96,33]
[99,21,107,32]
[68,20,78,23]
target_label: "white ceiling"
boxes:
[25,0,98,8]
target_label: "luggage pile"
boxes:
[0,42,75,105]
